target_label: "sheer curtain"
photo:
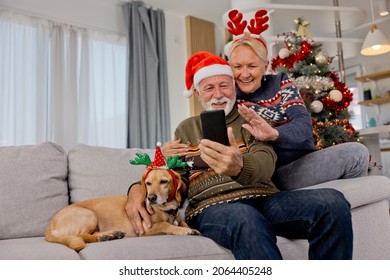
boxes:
[122,1,170,149]
[0,11,50,146]
[87,32,127,148]
[0,11,127,151]
[49,23,87,151]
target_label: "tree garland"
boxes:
[313,119,357,149]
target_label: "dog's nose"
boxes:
[147,194,157,204]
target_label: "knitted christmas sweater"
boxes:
[236,72,317,168]
[174,106,278,220]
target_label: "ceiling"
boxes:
[136,0,390,59]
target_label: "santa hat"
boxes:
[150,142,166,169]
[183,51,233,98]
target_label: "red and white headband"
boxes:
[226,9,269,51]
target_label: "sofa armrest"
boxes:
[300,176,390,209]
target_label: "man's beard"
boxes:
[202,96,236,116]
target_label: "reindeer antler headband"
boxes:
[129,142,192,202]
[129,142,191,172]
[227,9,269,51]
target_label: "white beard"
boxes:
[202,96,236,116]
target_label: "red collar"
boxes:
[143,168,178,203]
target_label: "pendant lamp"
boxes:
[378,0,389,16]
[361,0,390,55]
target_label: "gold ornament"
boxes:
[295,18,312,39]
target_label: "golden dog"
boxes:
[45,169,200,251]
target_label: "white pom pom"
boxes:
[279,48,290,59]
[329,89,343,102]
[183,89,193,98]
[224,41,232,57]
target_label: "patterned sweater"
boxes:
[174,106,279,220]
[236,72,317,168]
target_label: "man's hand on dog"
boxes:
[125,184,154,235]
[199,127,243,177]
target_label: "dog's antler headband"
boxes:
[129,142,191,171]
[227,9,269,50]
[129,142,191,203]
[129,153,189,170]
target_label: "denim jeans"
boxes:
[273,142,369,190]
[188,188,353,260]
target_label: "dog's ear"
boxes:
[173,170,187,202]
[139,173,148,199]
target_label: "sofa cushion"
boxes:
[302,175,390,208]
[68,144,155,203]
[0,142,68,239]
[0,237,80,260]
[78,235,234,260]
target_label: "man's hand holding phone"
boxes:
[200,110,243,176]
[200,110,229,145]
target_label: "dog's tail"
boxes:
[45,228,86,252]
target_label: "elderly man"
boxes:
[126,51,353,260]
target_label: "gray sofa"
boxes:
[1,142,390,260]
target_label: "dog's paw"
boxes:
[98,231,126,242]
[113,231,126,239]
[189,229,201,236]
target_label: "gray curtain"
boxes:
[122,1,170,149]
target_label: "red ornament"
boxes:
[321,72,353,111]
[271,37,313,71]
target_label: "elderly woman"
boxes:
[227,9,368,190]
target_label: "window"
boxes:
[345,66,365,130]
[0,11,127,150]
[0,13,50,146]
[79,32,127,149]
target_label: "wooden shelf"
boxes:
[358,96,390,106]
[358,125,390,136]
[355,69,390,82]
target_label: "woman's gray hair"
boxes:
[228,34,268,64]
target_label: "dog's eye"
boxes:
[160,179,168,184]
[145,181,152,186]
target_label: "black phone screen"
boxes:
[200,110,229,146]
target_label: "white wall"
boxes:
[345,52,390,76]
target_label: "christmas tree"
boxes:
[270,17,359,149]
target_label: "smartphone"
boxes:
[200,110,229,146]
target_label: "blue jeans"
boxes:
[188,188,353,260]
[273,142,369,190]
